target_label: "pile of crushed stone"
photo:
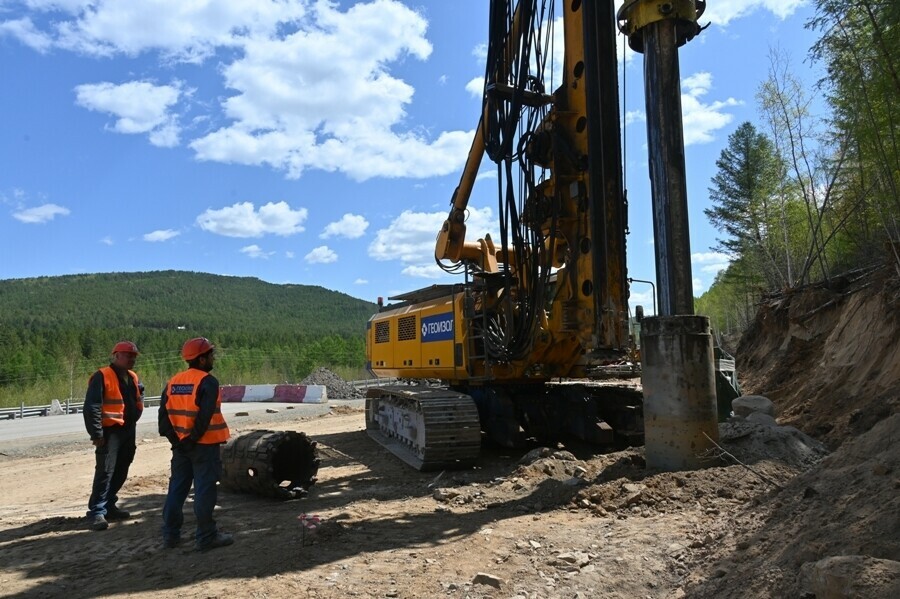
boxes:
[300,367,365,399]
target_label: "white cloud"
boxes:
[13,0,310,62]
[472,43,487,63]
[18,1,88,12]
[186,1,477,181]
[625,75,740,144]
[0,6,587,183]
[703,0,806,26]
[465,77,483,98]
[3,1,801,183]
[285,250,295,259]
[305,245,337,264]
[625,110,645,127]
[680,72,741,146]
[74,80,183,147]
[369,206,496,277]
[196,201,307,238]
[692,251,731,275]
[693,277,706,294]
[628,287,656,317]
[354,278,368,285]
[475,170,497,182]
[368,210,450,264]
[100,236,113,245]
[240,244,274,259]
[142,229,180,242]
[321,213,368,239]
[0,18,53,52]
[401,264,444,279]
[12,203,70,223]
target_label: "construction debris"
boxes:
[301,367,365,399]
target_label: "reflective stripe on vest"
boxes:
[98,367,142,427]
[165,369,230,444]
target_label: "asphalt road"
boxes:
[0,400,365,447]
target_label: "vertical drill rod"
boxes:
[642,19,695,316]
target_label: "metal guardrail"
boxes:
[0,378,398,420]
[0,396,162,420]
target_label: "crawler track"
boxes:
[365,385,481,471]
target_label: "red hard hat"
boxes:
[112,341,140,355]
[182,337,215,361]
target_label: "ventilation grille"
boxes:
[398,315,417,341]
[375,321,390,344]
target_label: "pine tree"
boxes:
[705,122,788,287]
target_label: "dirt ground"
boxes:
[0,265,897,599]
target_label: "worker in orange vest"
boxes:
[83,340,144,531]
[158,337,233,552]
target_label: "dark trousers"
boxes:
[87,426,136,517]
[161,443,222,547]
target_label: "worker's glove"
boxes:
[177,438,196,453]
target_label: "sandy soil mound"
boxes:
[423,418,830,597]
[685,413,900,598]
[690,262,900,598]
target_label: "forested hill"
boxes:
[0,270,374,336]
[0,271,377,406]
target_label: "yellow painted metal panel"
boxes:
[368,291,467,381]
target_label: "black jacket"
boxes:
[83,364,142,440]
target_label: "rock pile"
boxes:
[300,367,365,399]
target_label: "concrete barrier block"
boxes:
[239,385,277,403]
[219,384,328,403]
[221,386,247,403]
[274,385,327,404]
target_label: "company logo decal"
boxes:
[421,313,454,342]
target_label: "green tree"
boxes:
[808,0,900,274]
[705,121,788,287]
[0,271,376,407]
[757,48,855,286]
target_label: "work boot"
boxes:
[106,506,131,520]
[196,531,234,552]
[90,514,109,531]
[161,537,181,549]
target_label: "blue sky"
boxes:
[0,0,822,312]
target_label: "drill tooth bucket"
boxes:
[220,430,320,500]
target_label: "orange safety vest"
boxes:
[98,367,143,427]
[165,369,230,444]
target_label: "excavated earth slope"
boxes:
[737,263,900,448]
[684,263,900,597]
